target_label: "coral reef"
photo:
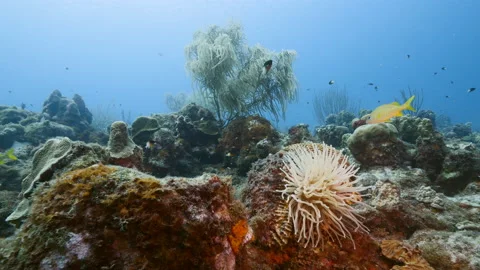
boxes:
[0,191,18,237]
[380,239,434,269]
[416,109,436,127]
[42,90,93,131]
[434,142,480,195]
[1,90,480,269]
[24,120,75,144]
[0,92,109,147]
[0,124,24,149]
[324,110,356,128]
[240,143,390,269]
[6,137,108,226]
[107,121,143,169]
[451,122,473,138]
[388,116,449,180]
[285,123,314,145]
[408,230,480,270]
[314,124,349,147]
[347,123,410,167]
[391,115,436,144]
[131,115,163,145]
[353,166,480,269]
[0,106,35,125]
[219,115,280,175]
[1,165,248,270]
[359,167,478,235]
[0,162,22,192]
[131,103,221,177]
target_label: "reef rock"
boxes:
[452,122,473,138]
[389,115,449,181]
[0,124,25,149]
[24,120,75,145]
[107,121,142,169]
[314,124,349,147]
[391,115,436,144]
[1,165,248,270]
[220,115,280,175]
[0,106,33,125]
[132,115,165,146]
[417,109,436,127]
[347,123,410,167]
[434,142,480,195]
[176,103,220,143]
[285,123,314,145]
[131,103,219,148]
[5,137,107,226]
[0,162,22,192]
[324,110,356,128]
[358,168,477,234]
[0,191,18,237]
[42,90,93,131]
[357,167,480,269]
[131,103,221,177]
[408,230,480,270]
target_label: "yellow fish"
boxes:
[0,148,17,165]
[366,95,416,124]
[6,149,17,160]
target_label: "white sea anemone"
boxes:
[278,142,369,248]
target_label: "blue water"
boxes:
[1,1,479,130]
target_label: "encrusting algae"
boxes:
[1,164,249,270]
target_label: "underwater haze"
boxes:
[3,2,480,269]
[1,0,479,129]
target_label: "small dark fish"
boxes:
[29,104,33,107]
[65,67,69,70]
[368,83,374,86]
[158,53,163,56]
[407,54,410,59]
[377,100,381,103]
[306,88,311,91]
[264,60,273,72]
[450,81,454,84]
[445,95,449,98]
[328,80,335,85]
[374,86,378,90]
[20,103,26,110]
[119,104,122,107]
[307,102,310,104]
[434,72,438,75]
[441,67,447,70]
[8,90,12,93]
[467,88,476,93]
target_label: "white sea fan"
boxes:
[278,142,369,248]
